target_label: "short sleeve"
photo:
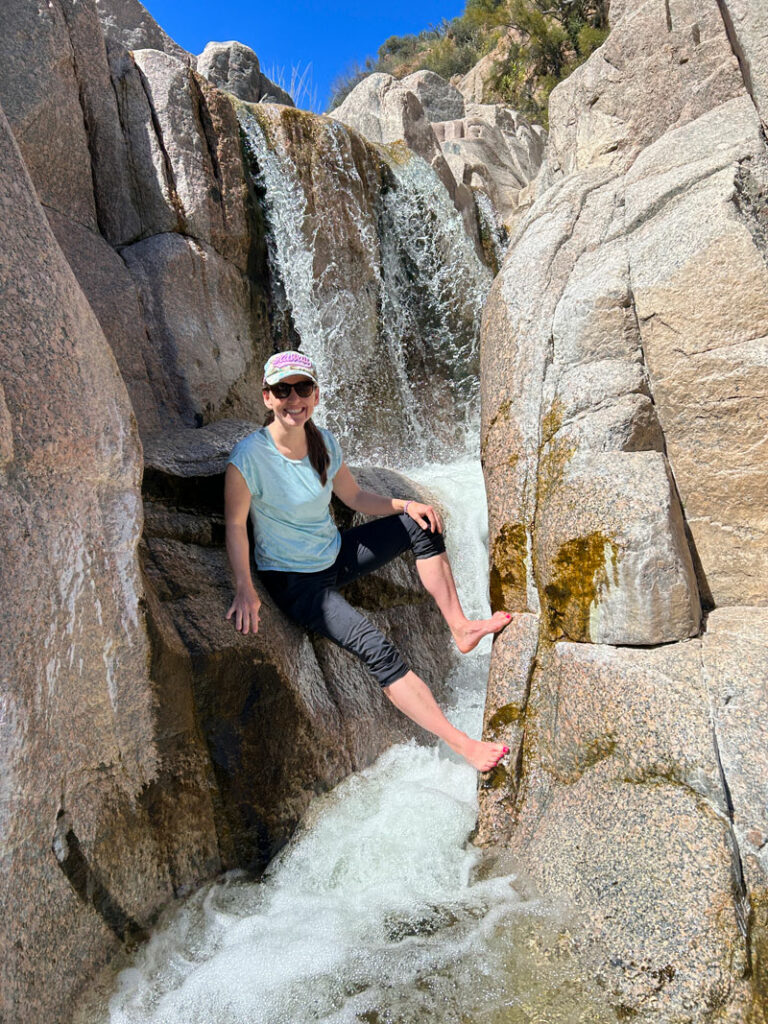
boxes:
[323,429,343,480]
[228,435,263,498]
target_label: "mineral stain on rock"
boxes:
[486,701,524,736]
[489,522,528,612]
[543,532,620,642]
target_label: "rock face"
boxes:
[94,0,193,63]
[401,69,466,122]
[0,1,468,1021]
[478,0,768,1017]
[197,40,294,106]
[0,96,171,1023]
[434,103,546,229]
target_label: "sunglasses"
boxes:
[265,380,317,399]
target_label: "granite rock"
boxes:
[120,232,268,427]
[401,69,465,122]
[197,40,294,107]
[0,0,98,228]
[94,0,192,64]
[478,0,768,1016]
[131,48,251,269]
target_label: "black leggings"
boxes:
[259,513,446,687]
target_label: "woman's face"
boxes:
[262,374,320,428]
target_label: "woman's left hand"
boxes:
[405,501,442,533]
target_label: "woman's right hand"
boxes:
[226,586,262,635]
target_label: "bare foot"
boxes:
[450,736,510,772]
[452,611,512,654]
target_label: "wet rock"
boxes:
[482,634,752,1016]
[94,0,193,64]
[197,40,294,107]
[401,70,465,122]
[329,72,479,243]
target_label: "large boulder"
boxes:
[478,0,768,1016]
[401,69,465,122]
[434,103,546,228]
[197,40,294,107]
[0,97,183,1024]
[120,232,267,428]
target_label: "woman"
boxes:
[224,350,511,772]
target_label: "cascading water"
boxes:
[238,105,492,465]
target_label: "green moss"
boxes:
[487,702,523,735]
[543,532,620,642]
[480,763,509,790]
[489,522,528,612]
[537,401,574,506]
[382,140,413,166]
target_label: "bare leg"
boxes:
[415,552,511,653]
[384,671,508,772]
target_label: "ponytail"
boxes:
[263,410,330,485]
[305,419,330,486]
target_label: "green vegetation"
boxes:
[328,0,609,126]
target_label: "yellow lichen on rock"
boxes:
[542,532,620,642]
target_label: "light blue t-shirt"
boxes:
[228,426,344,572]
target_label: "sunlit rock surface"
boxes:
[197,40,293,106]
[479,0,768,1017]
[94,0,193,64]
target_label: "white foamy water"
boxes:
[95,463,527,1024]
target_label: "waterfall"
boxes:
[238,105,492,466]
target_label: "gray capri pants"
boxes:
[258,513,446,687]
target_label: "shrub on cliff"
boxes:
[328,0,609,124]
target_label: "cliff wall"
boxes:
[478,0,768,1018]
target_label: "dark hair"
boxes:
[263,410,330,485]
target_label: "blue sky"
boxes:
[146,0,464,112]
